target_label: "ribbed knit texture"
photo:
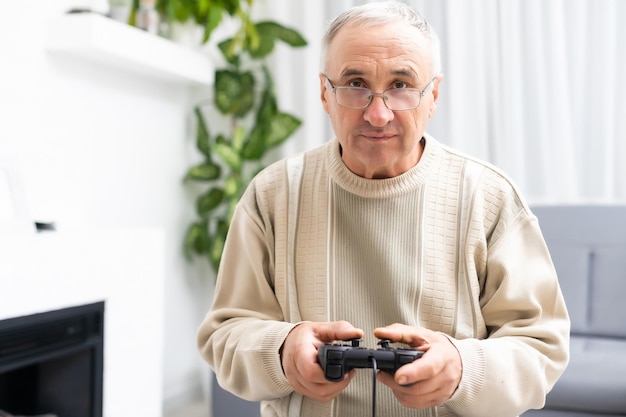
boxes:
[199,135,570,417]
[332,186,430,416]
[324,138,450,417]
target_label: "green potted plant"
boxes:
[183,36,305,271]
[128,0,307,272]
[129,0,248,43]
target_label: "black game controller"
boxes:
[317,339,424,382]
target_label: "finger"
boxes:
[377,370,446,409]
[376,369,397,387]
[299,369,357,402]
[393,338,462,399]
[377,369,427,391]
[392,338,447,384]
[314,320,364,343]
[393,358,434,386]
[393,384,448,409]
[374,324,432,347]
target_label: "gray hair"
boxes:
[321,1,442,76]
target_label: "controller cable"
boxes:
[369,356,378,417]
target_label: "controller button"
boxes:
[398,354,414,365]
[327,364,343,380]
[328,351,343,360]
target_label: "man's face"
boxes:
[321,21,442,179]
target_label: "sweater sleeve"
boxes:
[196,186,296,402]
[445,211,570,417]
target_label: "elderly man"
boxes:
[198,2,569,416]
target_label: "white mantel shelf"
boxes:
[45,12,214,86]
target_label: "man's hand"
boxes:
[281,321,364,402]
[374,324,462,409]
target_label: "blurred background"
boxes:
[0,0,624,416]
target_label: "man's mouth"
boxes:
[362,134,396,140]
[359,129,396,138]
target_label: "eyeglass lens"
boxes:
[335,87,422,110]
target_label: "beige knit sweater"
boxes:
[198,135,570,417]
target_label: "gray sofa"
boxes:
[522,205,626,417]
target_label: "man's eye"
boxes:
[348,80,364,88]
[393,81,409,89]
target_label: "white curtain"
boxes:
[258,0,626,204]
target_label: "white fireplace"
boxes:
[0,229,165,416]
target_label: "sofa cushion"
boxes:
[531,206,626,415]
[543,336,626,414]
[548,244,626,338]
[532,205,626,339]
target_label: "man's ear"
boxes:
[320,73,331,114]
[428,74,444,118]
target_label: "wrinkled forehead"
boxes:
[325,22,434,81]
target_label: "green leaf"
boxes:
[209,219,230,271]
[217,38,241,66]
[243,19,261,56]
[248,21,308,58]
[265,113,302,148]
[241,125,265,160]
[197,188,225,217]
[242,77,278,160]
[194,107,211,157]
[202,3,224,43]
[214,70,255,117]
[215,134,227,145]
[164,0,191,23]
[214,142,242,170]
[243,79,302,160]
[271,23,307,47]
[224,176,240,197]
[196,0,210,17]
[244,112,301,160]
[217,17,251,65]
[220,0,241,16]
[128,0,139,26]
[185,162,221,181]
[227,193,239,219]
[183,220,209,260]
[232,125,246,151]
[255,75,278,123]
[230,72,255,116]
[249,22,276,58]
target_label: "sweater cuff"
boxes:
[260,321,300,394]
[443,336,486,414]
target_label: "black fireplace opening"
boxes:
[0,301,104,417]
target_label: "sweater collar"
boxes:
[327,133,439,198]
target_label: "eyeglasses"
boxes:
[324,75,436,111]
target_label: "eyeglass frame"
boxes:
[323,74,436,111]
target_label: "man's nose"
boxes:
[364,94,394,126]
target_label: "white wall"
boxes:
[9,0,621,413]
[0,0,215,411]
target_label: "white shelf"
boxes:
[45,13,213,86]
